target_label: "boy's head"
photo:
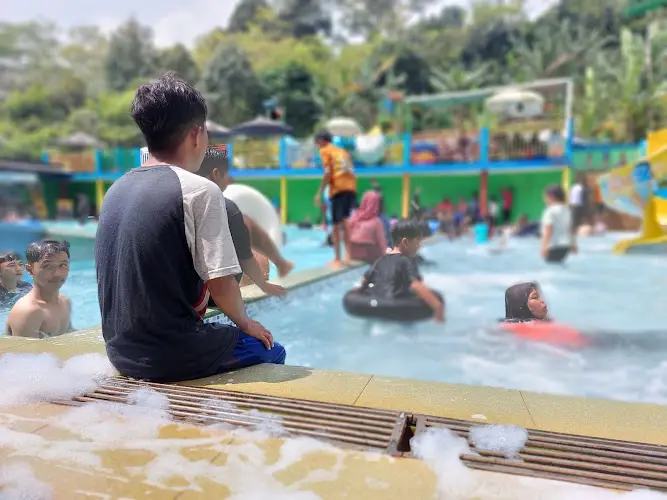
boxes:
[131,72,208,172]
[198,146,230,191]
[391,220,422,257]
[25,240,70,291]
[0,251,24,285]
[544,184,565,205]
[314,130,333,148]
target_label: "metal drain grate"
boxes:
[59,377,411,455]
[409,415,667,493]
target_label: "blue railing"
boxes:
[63,126,574,181]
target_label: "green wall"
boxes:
[242,170,563,224]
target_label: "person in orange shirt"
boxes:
[313,131,358,268]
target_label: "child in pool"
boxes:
[503,282,549,323]
[360,220,444,322]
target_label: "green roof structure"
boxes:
[624,0,667,18]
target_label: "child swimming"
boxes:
[5,240,73,338]
[503,282,549,322]
[360,220,444,322]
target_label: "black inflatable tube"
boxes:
[343,289,444,322]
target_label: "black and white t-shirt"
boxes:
[95,165,241,382]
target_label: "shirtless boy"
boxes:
[0,251,32,308]
[5,240,72,338]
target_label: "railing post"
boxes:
[134,148,142,168]
[94,149,103,175]
[479,127,489,165]
[227,143,234,169]
[279,136,288,170]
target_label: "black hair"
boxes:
[0,251,21,265]
[391,219,422,244]
[130,72,207,154]
[198,146,229,179]
[25,240,70,265]
[545,184,565,203]
[315,130,332,144]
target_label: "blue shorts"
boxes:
[213,332,286,373]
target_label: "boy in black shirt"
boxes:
[361,220,444,322]
[198,147,286,297]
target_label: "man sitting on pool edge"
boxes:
[197,146,288,298]
[95,72,285,383]
[360,220,444,323]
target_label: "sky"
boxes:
[3,0,558,47]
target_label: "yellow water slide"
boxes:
[598,129,667,254]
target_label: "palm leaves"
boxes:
[511,19,612,80]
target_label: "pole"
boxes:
[280,176,288,225]
[401,174,410,218]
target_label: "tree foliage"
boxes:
[0,0,666,159]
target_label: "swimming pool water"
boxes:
[0,225,333,330]
[253,234,667,406]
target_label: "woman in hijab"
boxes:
[503,282,549,322]
[348,190,388,264]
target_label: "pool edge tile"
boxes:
[521,390,667,445]
[354,376,535,427]
[179,364,373,406]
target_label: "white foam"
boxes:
[126,387,171,410]
[0,462,53,499]
[412,427,667,499]
[0,353,115,406]
[469,424,528,458]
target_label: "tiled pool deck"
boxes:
[1,259,665,498]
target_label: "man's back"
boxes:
[95,165,241,381]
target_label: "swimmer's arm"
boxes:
[410,280,444,318]
[208,276,251,331]
[6,301,44,338]
[239,257,270,290]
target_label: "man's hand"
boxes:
[313,194,321,207]
[434,306,445,323]
[260,282,286,297]
[244,319,274,349]
[571,242,578,254]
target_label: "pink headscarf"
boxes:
[348,191,386,252]
[349,190,382,224]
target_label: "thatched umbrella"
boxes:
[230,117,292,137]
[206,120,231,143]
[55,132,105,150]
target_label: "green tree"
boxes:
[276,0,332,38]
[201,42,264,126]
[228,0,272,32]
[155,44,199,84]
[60,26,109,96]
[260,62,322,137]
[104,19,156,92]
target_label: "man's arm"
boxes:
[540,209,553,257]
[315,151,332,203]
[207,275,251,330]
[6,300,44,338]
[64,296,74,333]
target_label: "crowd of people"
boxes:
[0,72,601,383]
